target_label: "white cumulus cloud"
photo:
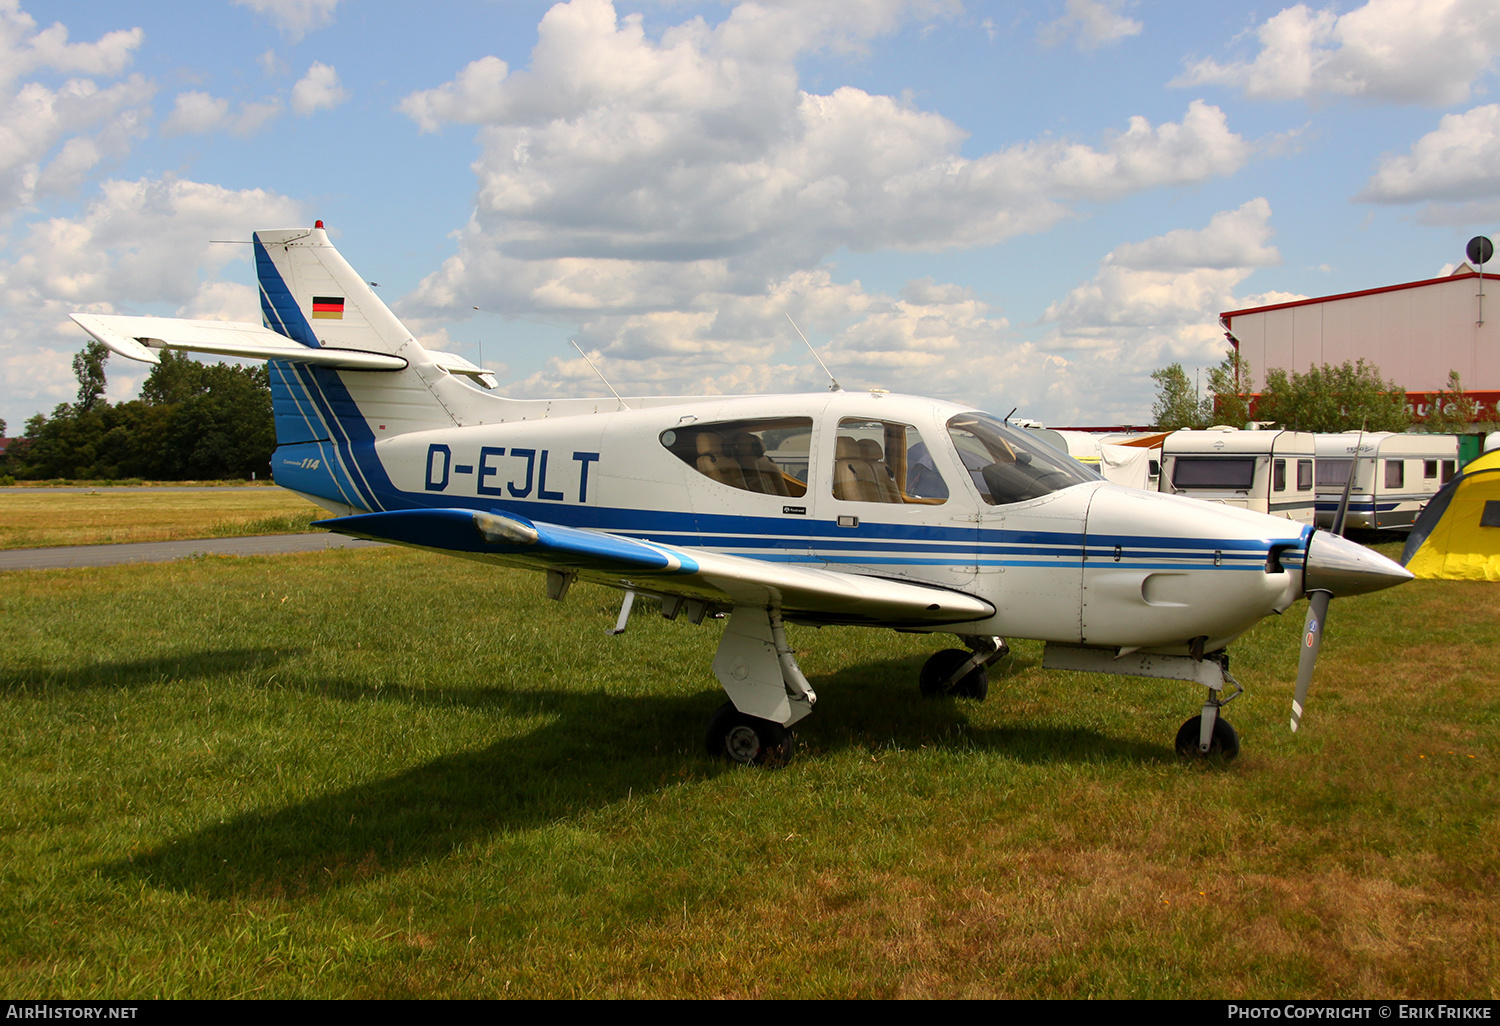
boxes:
[1175,0,1500,106]
[0,177,302,414]
[0,4,153,216]
[397,0,1247,323]
[1031,200,1284,419]
[162,91,229,135]
[1040,0,1143,51]
[235,0,341,41]
[1359,104,1500,212]
[0,1,142,86]
[290,62,348,116]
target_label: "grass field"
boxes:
[0,487,323,549]
[1,542,1495,998]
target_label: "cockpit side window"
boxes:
[946,412,1096,505]
[660,418,811,497]
[831,418,948,504]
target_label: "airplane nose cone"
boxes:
[1303,530,1414,598]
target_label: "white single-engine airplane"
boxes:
[72,224,1413,765]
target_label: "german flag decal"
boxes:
[312,296,344,320]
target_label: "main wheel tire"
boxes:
[1174,715,1240,761]
[705,701,794,767]
[919,649,989,701]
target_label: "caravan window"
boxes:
[1273,459,1286,491]
[1385,460,1404,489]
[1442,460,1457,483]
[1317,459,1352,488]
[1298,459,1313,491]
[1172,457,1256,490]
[1424,460,1438,480]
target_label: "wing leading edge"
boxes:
[316,507,996,627]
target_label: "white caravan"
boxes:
[1314,433,1460,531]
[1159,428,1318,524]
[1047,430,1165,491]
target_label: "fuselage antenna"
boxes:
[785,313,842,392]
[570,340,631,410]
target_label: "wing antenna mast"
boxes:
[570,340,631,410]
[786,313,842,392]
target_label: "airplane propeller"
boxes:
[1290,590,1329,732]
[1290,434,1409,732]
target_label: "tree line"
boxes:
[1150,350,1488,434]
[0,341,275,481]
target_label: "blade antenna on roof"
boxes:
[786,314,841,392]
[570,340,631,410]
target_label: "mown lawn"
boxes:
[0,486,321,549]
[0,544,1495,998]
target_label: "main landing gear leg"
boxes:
[705,604,817,767]
[919,635,1008,700]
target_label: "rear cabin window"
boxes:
[661,418,811,497]
[832,418,948,504]
[1172,457,1256,490]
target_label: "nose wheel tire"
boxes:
[706,701,794,767]
[1174,715,1239,761]
[919,648,989,701]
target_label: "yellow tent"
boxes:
[1402,449,1500,581]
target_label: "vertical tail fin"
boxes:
[255,224,417,358]
[256,224,498,511]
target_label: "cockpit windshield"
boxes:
[946,412,1098,505]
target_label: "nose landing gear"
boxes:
[1176,663,1243,761]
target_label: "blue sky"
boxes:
[3,0,1498,433]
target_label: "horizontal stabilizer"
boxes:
[316,507,996,627]
[69,313,407,371]
[424,349,498,388]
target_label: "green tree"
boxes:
[72,340,110,413]
[141,349,209,405]
[1150,363,1208,430]
[1204,348,1253,428]
[143,357,275,479]
[1256,359,1410,433]
[13,352,275,481]
[1421,370,1485,434]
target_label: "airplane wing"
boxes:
[69,313,408,371]
[315,507,995,627]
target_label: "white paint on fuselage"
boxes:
[356,391,1310,657]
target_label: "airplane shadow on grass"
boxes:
[103,646,1164,900]
[0,648,295,692]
